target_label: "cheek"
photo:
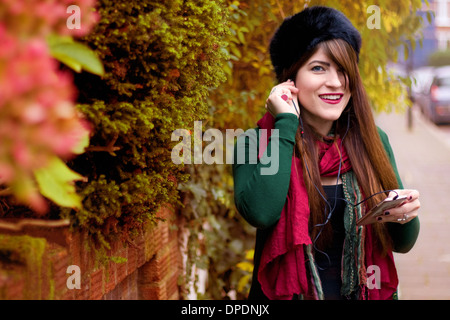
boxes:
[297,92,314,108]
[296,73,315,92]
[295,78,320,106]
[343,92,352,105]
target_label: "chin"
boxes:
[321,109,346,121]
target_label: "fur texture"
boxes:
[269,6,361,81]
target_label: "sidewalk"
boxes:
[375,107,450,300]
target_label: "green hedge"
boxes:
[62,0,229,248]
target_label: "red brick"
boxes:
[144,227,161,260]
[138,255,159,284]
[89,269,104,300]
[61,288,76,300]
[136,240,146,268]
[0,271,26,300]
[139,283,167,300]
[39,252,52,299]
[104,262,117,294]
[68,231,82,267]
[1,204,182,300]
[127,246,138,274]
[166,270,180,300]
[48,249,70,297]
[115,261,127,285]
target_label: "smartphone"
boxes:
[356,195,408,226]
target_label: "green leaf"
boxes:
[229,44,242,59]
[237,31,245,44]
[403,43,409,61]
[426,10,434,24]
[49,38,104,76]
[34,157,86,209]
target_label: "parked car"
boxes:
[414,66,450,125]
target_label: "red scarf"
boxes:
[256,112,398,300]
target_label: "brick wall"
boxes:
[0,205,182,300]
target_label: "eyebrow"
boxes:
[308,60,331,66]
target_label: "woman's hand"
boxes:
[265,79,300,118]
[377,189,420,224]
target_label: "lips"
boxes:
[319,93,344,104]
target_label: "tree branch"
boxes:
[86,134,121,155]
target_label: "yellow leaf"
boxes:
[245,249,254,260]
[236,261,253,272]
[237,274,251,293]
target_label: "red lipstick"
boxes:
[318,93,344,104]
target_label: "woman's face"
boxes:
[294,47,351,135]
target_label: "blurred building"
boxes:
[392,0,450,70]
[434,0,450,50]
[399,0,439,69]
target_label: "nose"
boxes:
[325,69,345,88]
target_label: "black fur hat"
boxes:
[269,6,362,81]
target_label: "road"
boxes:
[375,106,450,300]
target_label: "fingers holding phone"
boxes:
[356,189,420,226]
[376,189,420,225]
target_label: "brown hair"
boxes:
[282,39,399,253]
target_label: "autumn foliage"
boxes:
[0,0,98,212]
[0,0,430,299]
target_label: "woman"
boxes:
[232,6,420,300]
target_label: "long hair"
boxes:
[281,39,399,253]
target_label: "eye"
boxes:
[311,65,325,72]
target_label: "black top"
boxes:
[314,184,346,300]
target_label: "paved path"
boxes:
[375,107,450,300]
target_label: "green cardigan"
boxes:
[232,113,419,254]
